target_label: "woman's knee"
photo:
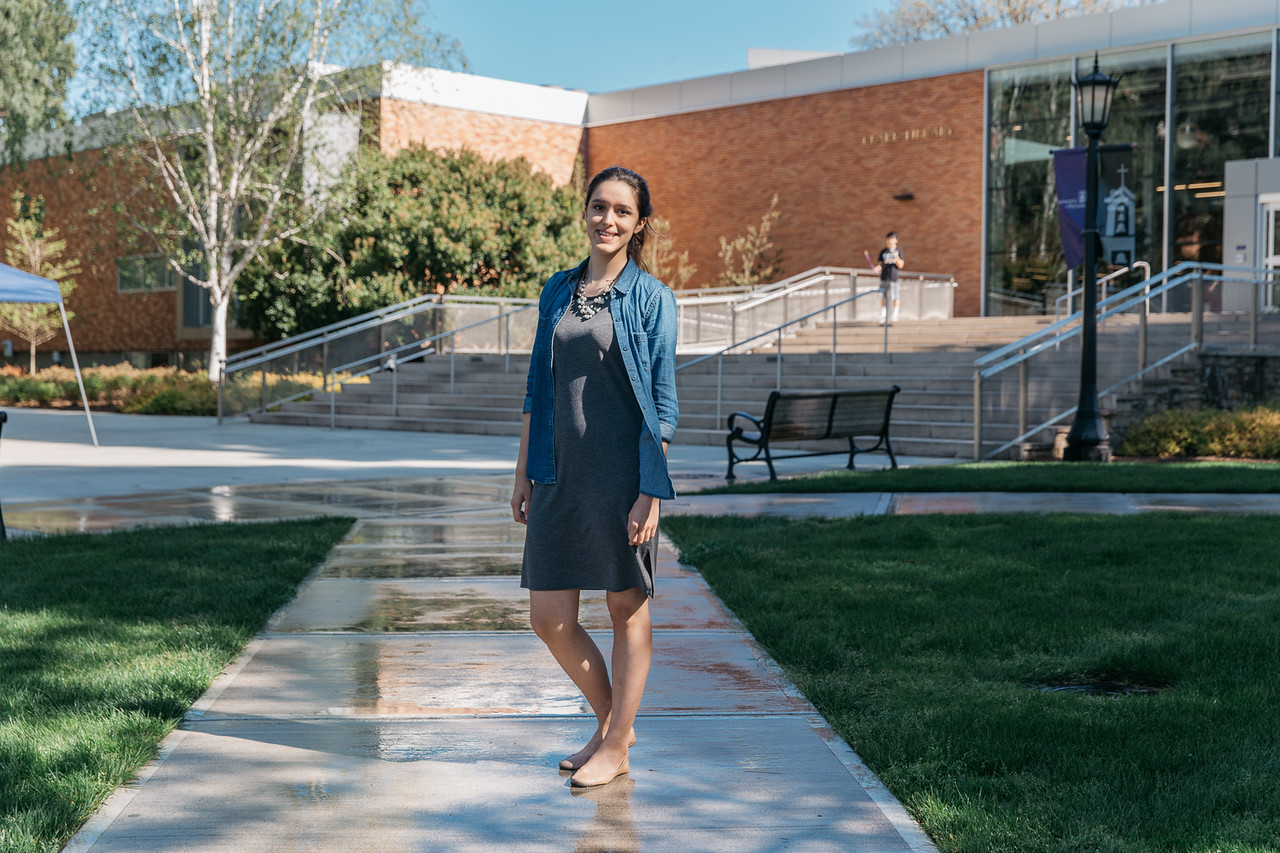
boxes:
[528,592,579,642]
[529,608,571,643]
[605,588,648,626]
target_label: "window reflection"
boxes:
[984,33,1276,316]
[1170,34,1271,310]
[987,62,1072,316]
[1077,49,1166,298]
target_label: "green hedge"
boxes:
[0,365,216,416]
[1,364,327,416]
[1117,404,1280,459]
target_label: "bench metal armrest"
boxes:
[726,410,764,438]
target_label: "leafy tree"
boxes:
[235,146,585,340]
[716,195,783,289]
[0,193,80,374]
[0,0,76,165]
[74,0,464,380]
[852,0,1157,48]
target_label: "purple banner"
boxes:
[1053,147,1087,269]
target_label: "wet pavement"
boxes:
[58,476,934,853]
[0,411,936,852]
[7,410,1277,852]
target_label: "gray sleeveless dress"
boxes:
[521,304,656,597]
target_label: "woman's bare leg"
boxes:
[571,587,651,786]
[528,589,615,765]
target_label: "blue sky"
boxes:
[425,1,883,92]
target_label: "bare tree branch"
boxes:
[852,0,1162,49]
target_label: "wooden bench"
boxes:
[725,386,901,480]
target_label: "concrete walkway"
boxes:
[2,409,1277,852]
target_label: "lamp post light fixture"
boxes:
[1064,55,1120,461]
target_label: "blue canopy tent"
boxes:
[0,261,98,446]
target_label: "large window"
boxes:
[985,32,1276,315]
[182,276,213,328]
[117,255,176,293]
[986,61,1072,315]
[1078,48,1167,283]
[1170,34,1272,271]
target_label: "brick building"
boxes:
[3,0,1279,366]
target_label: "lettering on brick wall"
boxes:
[859,126,953,146]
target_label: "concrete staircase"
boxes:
[249,312,1280,459]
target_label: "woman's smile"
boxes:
[584,179,644,257]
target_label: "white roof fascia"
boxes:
[380,63,588,126]
[584,0,1280,124]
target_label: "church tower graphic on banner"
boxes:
[1100,149,1136,268]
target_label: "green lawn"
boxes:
[664,512,1280,853]
[702,459,1280,494]
[0,519,354,853]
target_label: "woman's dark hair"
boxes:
[585,166,653,269]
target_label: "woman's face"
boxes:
[584,180,645,258]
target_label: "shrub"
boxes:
[1,376,60,404]
[120,384,218,416]
[1117,404,1280,459]
[0,363,213,414]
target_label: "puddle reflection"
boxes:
[571,777,639,853]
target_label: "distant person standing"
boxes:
[874,232,904,323]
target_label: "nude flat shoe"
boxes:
[558,732,636,772]
[569,756,629,788]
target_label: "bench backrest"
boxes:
[763,387,900,441]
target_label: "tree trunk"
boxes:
[208,288,229,383]
[29,340,36,375]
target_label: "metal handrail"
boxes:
[1054,265,1132,320]
[224,293,443,370]
[223,293,537,375]
[732,267,856,312]
[674,265,958,356]
[976,261,1202,371]
[325,304,536,428]
[224,300,446,376]
[675,288,890,426]
[982,343,1199,460]
[219,295,538,420]
[973,261,1280,459]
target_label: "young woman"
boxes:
[510,166,678,789]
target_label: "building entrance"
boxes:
[1262,199,1280,311]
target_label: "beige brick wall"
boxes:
[585,71,986,315]
[380,99,585,186]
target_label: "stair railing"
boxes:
[972,261,1280,460]
[218,295,536,421]
[219,280,774,421]
[674,266,959,351]
[324,304,537,428]
[674,288,891,427]
[219,265,963,424]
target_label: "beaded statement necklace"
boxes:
[572,269,617,320]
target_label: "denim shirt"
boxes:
[523,258,679,500]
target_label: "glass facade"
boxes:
[985,30,1278,315]
[986,61,1073,315]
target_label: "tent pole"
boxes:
[60,301,98,447]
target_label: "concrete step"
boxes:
[253,310,1222,457]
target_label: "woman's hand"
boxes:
[628,494,660,545]
[511,477,532,525]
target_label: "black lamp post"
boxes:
[1064,55,1120,461]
